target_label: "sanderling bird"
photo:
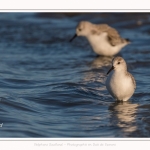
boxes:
[106,56,136,101]
[70,21,130,56]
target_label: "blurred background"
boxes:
[0,13,149,137]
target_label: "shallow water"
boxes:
[0,13,150,137]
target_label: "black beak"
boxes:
[69,34,77,42]
[107,66,114,75]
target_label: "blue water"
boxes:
[0,13,150,137]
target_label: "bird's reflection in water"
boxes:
[109,101,139,134]
[90,56,113,69]
[83,56,112,83]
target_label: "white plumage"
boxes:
[106,56,136,101]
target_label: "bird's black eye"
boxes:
[78,28,82,31]
[118,62,120,64]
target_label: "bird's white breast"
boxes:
[106,71,135,101]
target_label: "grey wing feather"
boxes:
[106,27,124,46]
[128,73,136,89]
[91,24,126,46]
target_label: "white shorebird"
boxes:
[106,56,136,101]
[70,21,130,56]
